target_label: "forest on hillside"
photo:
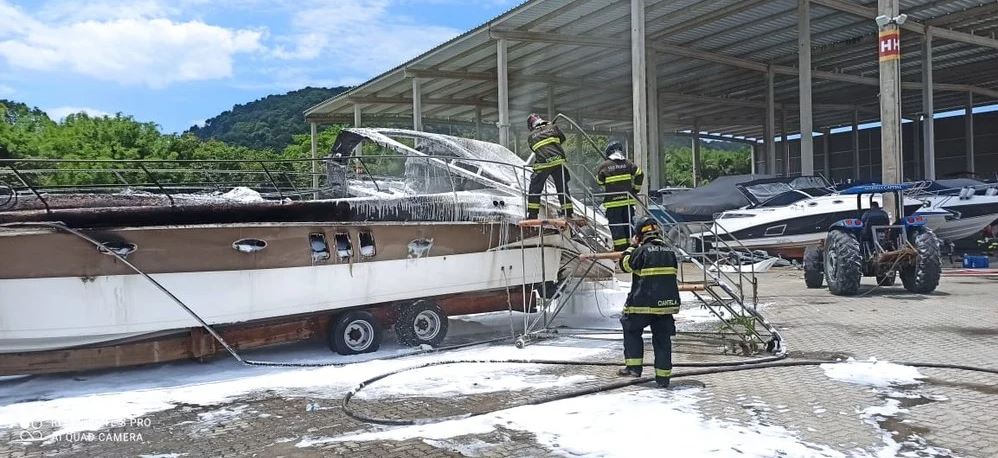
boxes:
[1,98,750,189]
[186,87,348,151]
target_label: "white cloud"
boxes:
[45,106,111,120]
[0,1,263,88]
[269,0,461,81]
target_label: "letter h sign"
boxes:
[879,31,901,61]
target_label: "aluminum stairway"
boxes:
[515,172,781,355]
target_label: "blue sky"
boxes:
[0,0,519,133]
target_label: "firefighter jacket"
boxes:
[596,158,643,208]
[527,123,567,171]
[618,235,681,315]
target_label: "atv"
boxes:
[803,184,941,296]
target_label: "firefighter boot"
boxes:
[617,367,641,377]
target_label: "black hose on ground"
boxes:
[341,356,998,426]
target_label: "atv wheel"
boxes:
[824,229,862,296]
[803,246,824,288]
[900,229,941,294]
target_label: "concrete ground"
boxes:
[1,268,996,457]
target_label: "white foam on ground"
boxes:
[0,342,607,440]
[821,358,924,387]
[301,389,845,457]
[357,363,593,398]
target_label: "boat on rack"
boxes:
[0,129,601,374]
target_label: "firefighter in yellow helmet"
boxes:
[525,114,573,219]
[596,141,644,251]
[617,215,680,388]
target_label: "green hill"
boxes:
[187,86,348,152]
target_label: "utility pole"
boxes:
[876,1,905,215]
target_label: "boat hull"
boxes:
[0,221,559,353]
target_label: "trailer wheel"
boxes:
[329,310,382,355]
[395,300,448,347]
[900,229,941,294]
[803,246,824,288]
[824,229,862,296]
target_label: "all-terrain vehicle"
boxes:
[803,184,941,296]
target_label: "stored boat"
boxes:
[0,129,592,374]
[911,179,998,242]
[700,179,930,258]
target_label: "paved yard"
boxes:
[1,268,996,457]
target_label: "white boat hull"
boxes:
[930,214,997,242]
[0,247,559,353]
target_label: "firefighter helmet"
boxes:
[631,215,659,237]
[527,113,546,130]
[605,141,625,160]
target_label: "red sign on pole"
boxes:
[879,30,901,61]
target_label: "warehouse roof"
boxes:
[305,0,998,142]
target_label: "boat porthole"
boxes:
[232,238,267,253]
[99,242,138,258]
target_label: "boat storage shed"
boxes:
[305,0,998,188]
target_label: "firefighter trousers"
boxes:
[621,313,675,382]
[526,165,572,218]
[605,205,635,251]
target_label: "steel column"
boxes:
[966,92,975,174]
[647,49,661,190]
[766,66,777,175]
[852,110,860,181]
[798,0,815,175]
[692,119,701,187]
[475,106,483,140]
[310,121,318,198]
[822,127,830,178]
[780,109,789,176]
[412,77,423,132]
[497,38,511,148]
[631,0,649,202]
[547,85,555,120]
[921,31,935,180]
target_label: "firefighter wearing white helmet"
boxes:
[596,141,644,251]
[525,114,572,219]
[617,215,679,388]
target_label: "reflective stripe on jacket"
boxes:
[528,123,567,171]
[619,236,681,315]
[596,158,643,208]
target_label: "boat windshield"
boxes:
[742,182,794,203]
[758,190,814,207]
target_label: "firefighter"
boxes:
[525,114,573,219]
[617,216,680,388]
[596,141,644,251]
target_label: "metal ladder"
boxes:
[514,178,781,355]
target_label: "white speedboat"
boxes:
[700,179,933,258]
[912,179,998,242]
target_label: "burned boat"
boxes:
[0,129,598,374]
